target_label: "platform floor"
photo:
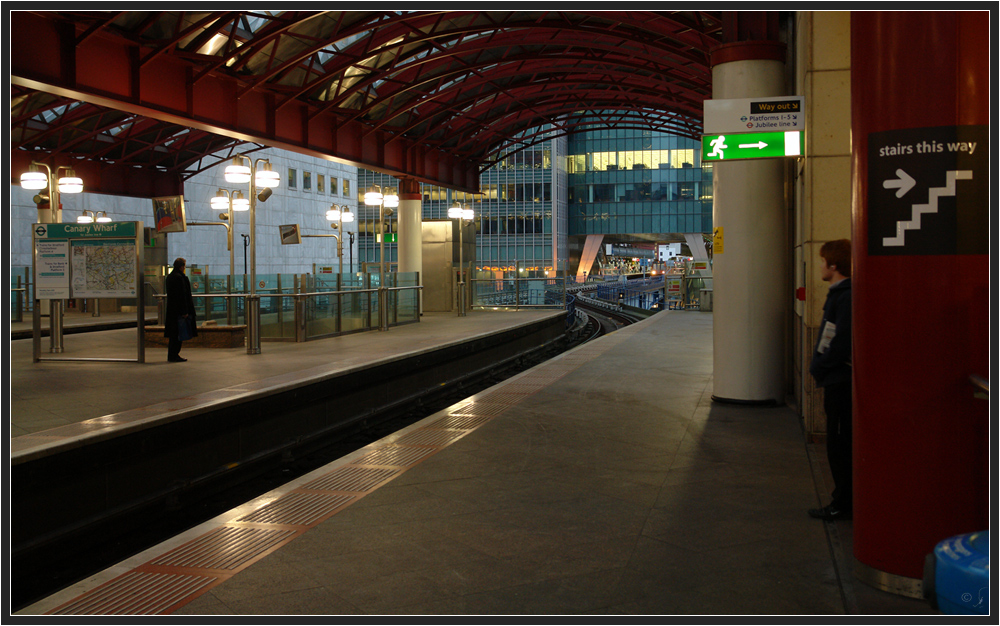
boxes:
[11,310,935,616]
[10,309,561,440]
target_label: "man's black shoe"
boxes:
[168,356,187,362]
[808,505,852,521]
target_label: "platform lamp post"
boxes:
[324,204,355,277]
[364,185,399,331]
[211,189,249,324]
[21,162,84,354]
[448,202,475,317]
[224,156,279,354]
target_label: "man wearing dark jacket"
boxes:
[809,239,852,521]
[164,257,197,362]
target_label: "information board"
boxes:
[33,222,141,298]
[866,125,987,256]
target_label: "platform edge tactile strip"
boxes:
[234,492,356,526]
[48,570,219,615]
[299,465,402,493]
[149,526,300,569]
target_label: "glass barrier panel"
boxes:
[260,290,295,339]
[396,287,420,324]
[306,292,340,339]
[341,289,372,333]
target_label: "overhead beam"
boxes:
[10,12,481,193]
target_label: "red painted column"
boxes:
[851,12,989,585]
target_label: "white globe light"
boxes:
[341,210,355,223]
[364,189,383,206]
[225,161,251,183]
[231,191,250,211]
[448,205,464,218]
[58,175,83,193]
[326,208,341,221]
[211,194,230,209]
[463,209,474,220]
[76,213,94,224]
[96,212,112,223]
[20,170,47,190]
[383,194,399,208]
[255,166,280,188]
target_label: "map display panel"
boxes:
[71,241,138,297]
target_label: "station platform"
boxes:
[11,310,936,616]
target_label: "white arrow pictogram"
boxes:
[738,141,768,149]
[883,170,973,247]
[883,168,916,198]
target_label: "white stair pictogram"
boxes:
[883,170,973,247]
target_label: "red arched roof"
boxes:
[11,10,731,194]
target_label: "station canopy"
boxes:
[11,10,732,194]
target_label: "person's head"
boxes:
[173,257,187,273]
[819,239,851,282]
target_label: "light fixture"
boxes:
[254,161,279,188]
[224,157,251,183]
[20,165,47,190]
[383,190,399,208]
[326,206,342,222]
[211,189,230,210]
[231,190,250,211]
[448,202,464,219]
[57,169,83,193]
[340,209,355,223]
[257,187,273,202]
[364,185,383,206]
[76,210,95,223]
[95,211,112,223]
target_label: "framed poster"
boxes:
[152,196,187,233]
[279,224,301,245]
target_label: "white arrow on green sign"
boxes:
[701,131,803,161]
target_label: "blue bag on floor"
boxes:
[177,316,193,341]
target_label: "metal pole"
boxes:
[379,198,387,331]
[247,157,261,354]
[458,218,466,317]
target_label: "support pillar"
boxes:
[397,178,423,313]
[709,40,788,405]
[850,11,989,593]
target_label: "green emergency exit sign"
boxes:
[701,131,803,161]
[377,233,397,243]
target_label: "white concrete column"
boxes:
[710,42,788,405]
[396,179,423,313]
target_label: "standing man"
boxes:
[164,257,197,362]
[809,239,853,521]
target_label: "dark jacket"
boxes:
[164,269,198,339]
[810,277,851,388]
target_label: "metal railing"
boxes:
[152,284,422,342]
[470,275,569,310]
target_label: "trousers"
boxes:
[824,380,853,511]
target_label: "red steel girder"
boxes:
[10,11,481,193]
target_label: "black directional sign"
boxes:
[868,125,987,256]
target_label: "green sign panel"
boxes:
[33,222,138,239]
[701,131,803,161]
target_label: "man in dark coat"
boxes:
[808,239,853,521]
[164,257,197,362]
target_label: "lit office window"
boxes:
[303,171,312,191]
[331,176,338,195]
[342,178,350,197]
[288,167,297,188]
[317,174,324,193]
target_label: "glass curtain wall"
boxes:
[356,138,563,276]
[566,127,714,236]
